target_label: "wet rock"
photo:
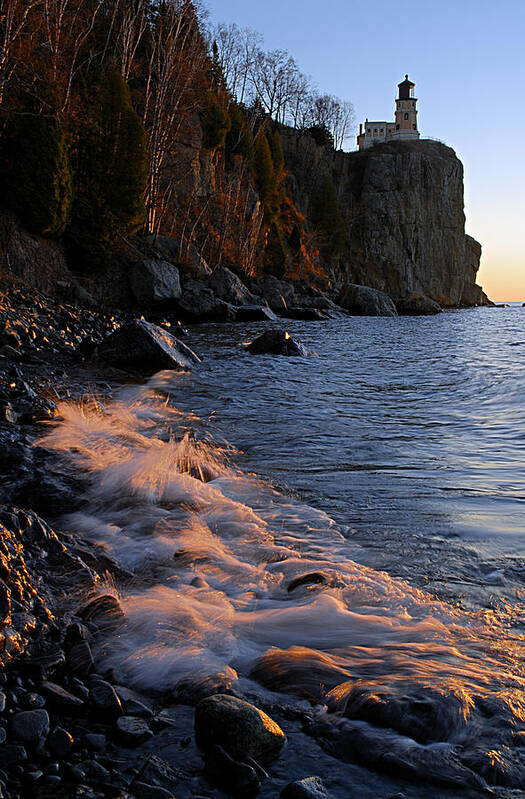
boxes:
[114,685,154,718]
[204,743,260,796]
[133,782,175,799]
[246,330,307,357]
[79,759,110,783]
[281,307,328,321]
[395,295,442,315]
[89,680,123,717]
[64,621,90,647]
[338,284,398,317]
[130,259,182,305]
[281,776,329,798]
[236,305,278,322]
[174,667,239,705]
[116,715,153,745]
[98,319,201,374]
[66,640,95,677]
[47,726,74,757]
[253,275,295,313]
[40,680,85,709]
[0,691,5,711]
[79,594,125,630]
[11,709,50,744]
[287,572,328,592]
[195,694,286,763]
[136,755,180,793]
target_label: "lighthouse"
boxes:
[357,75,421,150]
[391,75,419,141]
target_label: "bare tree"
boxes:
[213,23,262,106]
[42,0,101,111]
[143,0,207,233]
[305,93,355,149]
[0,0,41,107]
[114,0,148,81]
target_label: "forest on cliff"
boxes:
[0,0,354,284]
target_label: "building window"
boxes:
[367,129,371,134]
[396,124,400,130]
[380,128,383,133]
[374,128,377,133]
[404,113,409,120]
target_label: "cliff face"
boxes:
[281,135,489,306]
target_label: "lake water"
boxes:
[43,305,525,796]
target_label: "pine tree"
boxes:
[200,91,230,150]
[2,90,73,238]
[264,222,287,277]
[69,65,147,268]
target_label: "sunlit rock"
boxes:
[195,694,286,763]
[98,319,201,373]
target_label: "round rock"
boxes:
[11,709,50,744]
[116,716,153,746]
[195,694,286,763]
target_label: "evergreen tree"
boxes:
[200,91,230,150]
[226,103,254,162]
[309,173,346,255]
[1,90,73,238]
[264,222,287,278]
[69,65,147,267]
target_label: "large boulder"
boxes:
[130,259,182,305]
[195,694,286,764]
[177,279,237,322]
[142,234,211,279]
[338,284,398,317]
[247,329,307,356]
[254,275,295,313]
[98,320,201,373]
[208,266,260,306]
[395,295,442,315]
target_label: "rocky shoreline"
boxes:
[0,276,356,799]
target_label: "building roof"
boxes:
[398,74,415,89]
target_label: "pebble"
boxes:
[116,715,153,745]
[84,732,106,752]
[281,776,330,798]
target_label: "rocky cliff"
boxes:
[281,134,490,306]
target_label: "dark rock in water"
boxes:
[236,305,278,322]
[195,694,286,763]
[114,685,154,718]
[98,319,200,373]
[79,758,110,783]
[174,667,239,705]
[338,284,398,317]
[47,726,74,757]
[136,755,180,792]
[89,680,123,717]
[11,709,50,744]
[40,680,85,709]
[281,307,328,321]
[287,572,328,592]
[247,330,307,357]
[130,258,182,305]
[178,279,237,322]
[64,621,90,647]
[133,782,175,799]
[204,743,260,796]
[252,274,295,313]
[395,295,442,315]
[79,594,125,630]
[281,776,329,798]
[66,640,94,677]
[116,715,153,746]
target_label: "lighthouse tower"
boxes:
[391,75,419,141]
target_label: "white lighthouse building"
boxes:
[357,75,420,150]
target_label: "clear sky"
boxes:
[206,0,524,301]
